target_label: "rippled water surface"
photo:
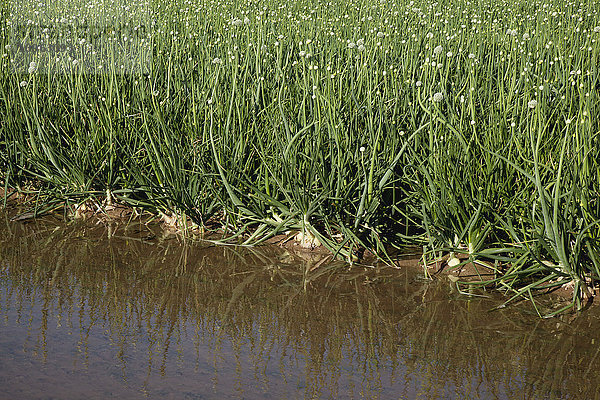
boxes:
[1,212,600,399]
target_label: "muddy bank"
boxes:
[0,187,361,257]
[0,187,582,309]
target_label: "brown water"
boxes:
[1,212,599,399]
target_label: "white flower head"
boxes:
[432,92,443,102]
[348,42,356,49]
[522,33,530,40]
[20,80,28,87]
[593,26,600,33]
[446,51,453,57]
[415,80,422,87]
[356,38,365,47]
[528,99,538,109]
[212,57,222,64]
[377,31,385,38]
[28,61,37,74]
[244,16,250,25]
[357,44,365,51]
[232,18,243,27]
[433,45,443,56]
[299,50,306,57]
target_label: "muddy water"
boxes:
[1,213,599,399]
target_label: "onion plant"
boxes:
[1,0,599,314]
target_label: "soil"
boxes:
[0,186,586,303]
[0,187,358,261]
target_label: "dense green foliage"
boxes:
[1,0,599,313]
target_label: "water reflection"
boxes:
[1,212,599,399]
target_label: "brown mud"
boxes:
[1,186,581,305]
[1,187,342,252]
